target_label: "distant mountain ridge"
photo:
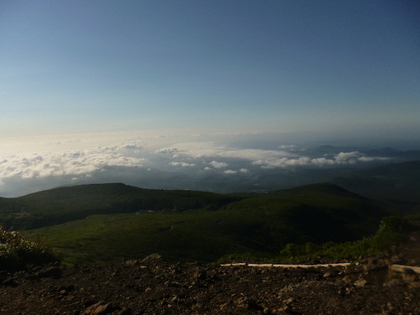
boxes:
[332,160,420,207]
[270,182,367,199]
[0,183,242,230]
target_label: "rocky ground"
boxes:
[1,228,420,315]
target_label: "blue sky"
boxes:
[1,0,419,139]
[1,0,420,196]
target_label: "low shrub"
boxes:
[278,216,408,262]
[0,226,61,270]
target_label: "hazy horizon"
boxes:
[1,130,419,198]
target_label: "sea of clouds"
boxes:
[0,133,393,197]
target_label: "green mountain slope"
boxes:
[0,183,242,230]
[20,183,386,264]
[332,160,420,214]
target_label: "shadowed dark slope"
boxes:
[0,183,243,229]
[17,183,388,264]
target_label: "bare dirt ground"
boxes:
[1,227,420,315]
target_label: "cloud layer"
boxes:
[0,138,392,197]
[0,146,146,180]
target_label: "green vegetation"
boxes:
[0,226,61,270]
[277,216,408,262]
[1,182,415,266]
[332,161,420,210]
[18,183,387,264]
[0,183,242,230]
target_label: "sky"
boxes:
[0,0,420,196]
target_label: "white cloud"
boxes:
[334,151,360,164]
[284,156,311,166]
[171,162,196,167]
[0,146,146,180]
[0,135,395,197]
[209,161,228,169]
[0,141,392,187]
[311,157,336,166]
[155,148,178,154]
[120,144,144,152]
[170,142,296,161]
[251,150,390,168]
[358,156,390,162]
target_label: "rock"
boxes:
[166,281,182,287]
[342,275,353,284]
[367,258,378,265]
[409,281,420,288]
[141,253,164,264]
[401,267,417,275]
[2,277,17,287]
[36,267,63,279]
[384,279,405,287]
[344,264,361,275]
[192,269,207,281]
[390,255,404,264]
[58,284,75,293]
[118,308,133,315]
[124,260,140,267]
[274,304,295,314]
[235,297,263,310]
[24,274,39,281]
[323,270,338,278]
[402,272,418,282]
[353,278,369,287]
[84,302,115,315]
[363,257,388,274]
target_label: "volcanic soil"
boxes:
[2,226,420,315]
